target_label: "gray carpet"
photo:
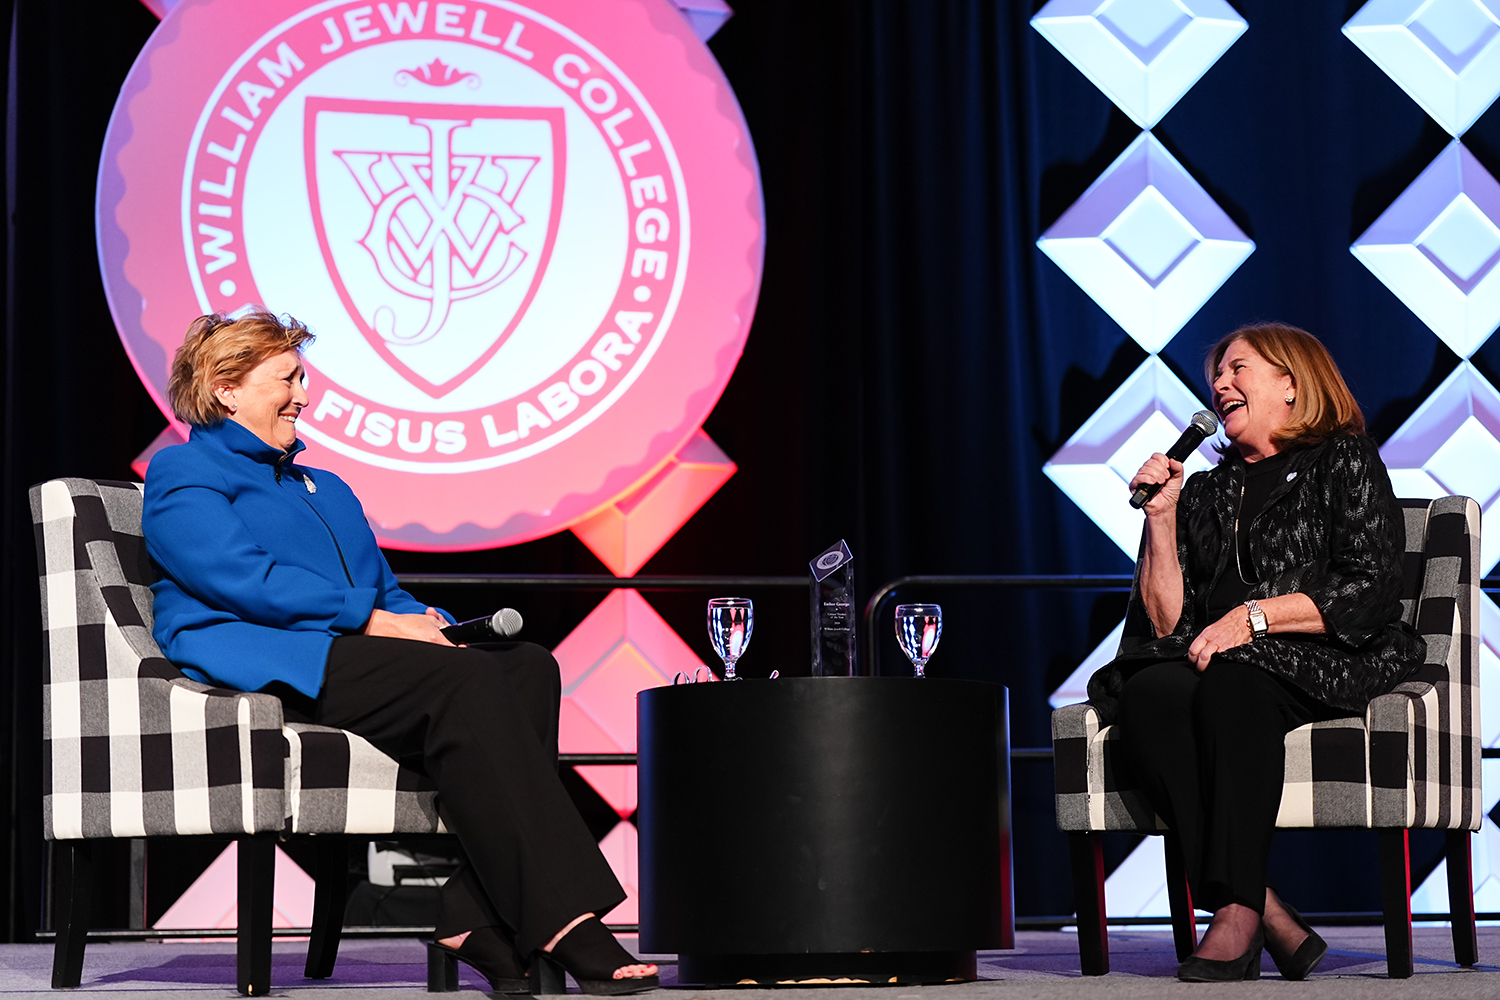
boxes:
[0,929,1496,998]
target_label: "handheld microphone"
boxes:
[442,608,524,644]
[1128,410,1219,510]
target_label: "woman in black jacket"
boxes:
[1091,323,1424,982]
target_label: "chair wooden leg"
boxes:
[1163,832,1197,962]
[305,837,350,979]
[1069,832,1109,976]
[238,834,275,996]
[1377,829,1414,979]
[128,838,147,931]
[51,841,93,989]
[1445,830,1479,967]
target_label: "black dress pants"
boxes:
[1114,658,1342,914]
[292,635,625,954]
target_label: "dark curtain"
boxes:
[1,0,165,940]
[2,0,1495,937]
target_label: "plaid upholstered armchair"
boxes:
[30,478,449,995]
[1052,495,1482,978]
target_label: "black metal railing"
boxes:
[396,572,810,590]
[1015,911,1500,930]
[863,574,1135,676]
[865,572,1500,676]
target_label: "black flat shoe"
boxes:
[537,917,659,995]
[428,927,529,994]
[1176,928,1264,983]
[1265,899,1328,981]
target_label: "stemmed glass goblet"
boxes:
[707,597,753,681]
[895,603,942,678]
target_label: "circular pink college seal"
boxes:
[98,0,762,550]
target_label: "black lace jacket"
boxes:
[1087,433,1425,725]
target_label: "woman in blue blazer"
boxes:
[144,311,656,995]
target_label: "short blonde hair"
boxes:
[167,311,314,427]
[1204,323,1365,449]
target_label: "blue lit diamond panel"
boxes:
[1479,593,1500,749]
[1346,0,1500,136]
[1050,620,1126,709]
[1038,134,1255,353]
[1412,697,1500,924]
[1032,0,1247,128]
[1353,142,1500,357]
[1044,356,1220,556]
[1380,361,1500,573]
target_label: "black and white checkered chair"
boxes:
[31,478,447,995]
[1052,495,1482,978]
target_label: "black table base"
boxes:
[678,950,977,986]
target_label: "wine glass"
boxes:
[707,598,754,681]
[895,604,942,678]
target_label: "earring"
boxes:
[1284,395,1295,404]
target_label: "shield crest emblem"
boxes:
[305,98,566,398]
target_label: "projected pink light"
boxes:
[555,589,710,816]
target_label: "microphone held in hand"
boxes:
[1128,410,1219,510]
[441,607,524,644]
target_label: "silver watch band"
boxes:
[1245,599,1268,640]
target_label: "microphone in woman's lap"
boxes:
[442,608,524,644]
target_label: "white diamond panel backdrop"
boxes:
[1352,141,1500,358]
[1348,0,1500,920]
[1037,133,1254,353]
[1381,361,1500,574]
[1032,0,1248,128]
[1344,0,1500,137]
[1043,355,1220,556]
[1038,0,1500,930]
[1033,0,1247,921]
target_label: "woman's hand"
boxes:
[1130,452,1185,517]
[363,607,454,646]
[1187,595,1326,671]
[1187,608,1254,671]
[1135,451,1188,636]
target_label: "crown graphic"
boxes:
[395,59,480,89]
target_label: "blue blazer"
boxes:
[144,419,442,696]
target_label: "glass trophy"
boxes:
[809,540,857,676]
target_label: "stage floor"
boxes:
[0,929,1496,997]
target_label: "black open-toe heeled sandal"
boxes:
[533,917,659,996]
[427,926,530,995]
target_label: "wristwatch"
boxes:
[1245,600,1268,641]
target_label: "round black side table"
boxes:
[638,676,1012,986]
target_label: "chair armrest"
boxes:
[1052,702,1100,742]
[1053,703,1099,832]
[1366,682,1481,831]
[1051,703,1159,832]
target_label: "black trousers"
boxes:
[287,636,625,954]
[1114,659,1342,914]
